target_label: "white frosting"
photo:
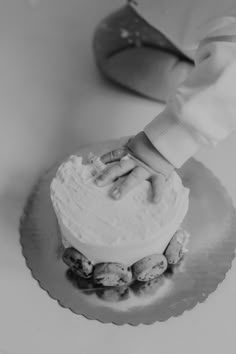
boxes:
[50,154,189,265]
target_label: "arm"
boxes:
[144,18,236,167]
[144,16,236,168]
[96,16,236,200]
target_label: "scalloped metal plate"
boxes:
[19,138,236,325]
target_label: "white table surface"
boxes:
[0,1,236,353]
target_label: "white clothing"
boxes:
[131,0,236,167]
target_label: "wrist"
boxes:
[127,131,174,178]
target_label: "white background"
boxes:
[0,1,236,353]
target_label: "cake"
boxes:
[50,153,190,286]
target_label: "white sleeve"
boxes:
[143,17,236,168]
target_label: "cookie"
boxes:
[62,247,94,278]
[164,229,189,265]
[93,263,132,287]
[132,254,167,282]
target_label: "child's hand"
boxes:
[95,132,174,202]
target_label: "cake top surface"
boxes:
[50,154,189,247]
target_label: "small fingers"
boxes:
[151,174,166,203]
[111,166,150,199]
[100,147,127,164]
[95,158,136,186]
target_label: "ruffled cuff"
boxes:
[144,109,201,168]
